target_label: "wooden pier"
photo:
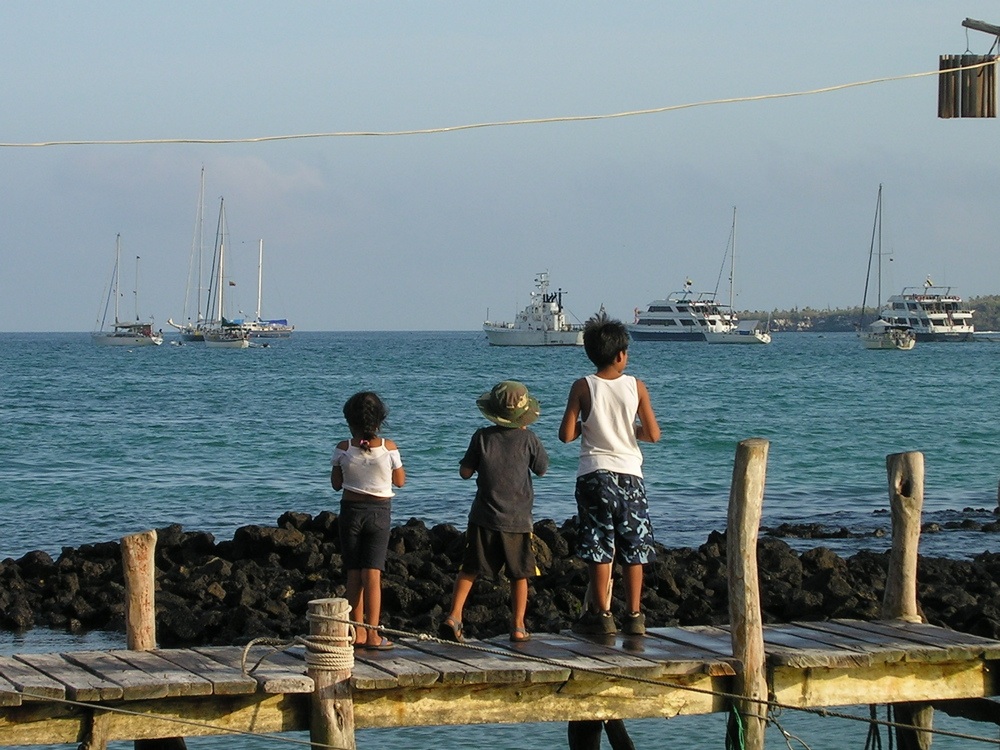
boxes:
[1,618,999,746]
[1,445,997,748]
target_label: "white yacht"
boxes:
[877,281,975,342]
[628,285,736,342]
[483,273,584,346]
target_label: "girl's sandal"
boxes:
[439,616,464,643]
[510,627,531,643]
[366,635,394,651]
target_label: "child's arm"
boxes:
[558,378,589,443]
[634,379,661,443]
[330,440,349,490]
[459,464,475,480]
[384,439,406,487]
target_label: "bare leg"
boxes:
[447,571,477,621]
[361,568,382,631]
[345,569,366,645]
[510,577,528,631]
[623,563,644,613]
[587,561,613,612]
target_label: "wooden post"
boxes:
[121,531,187,750]
[308,598,356,750]
[122,531,158,651]
[727,438,769,750]
[883,452,933,750]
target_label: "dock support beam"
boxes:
[883,452,933,750]
[308,598,356,750]
[727,438,770,750]
[122,530,187,750]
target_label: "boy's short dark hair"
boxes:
[583,312,630,367]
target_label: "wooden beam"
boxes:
[963,18,1000,37]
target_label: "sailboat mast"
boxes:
[876,186,883,306]
[256,239,263,321]
[114,234,121,324]
[134,255,140,321]
[729,206,736,310]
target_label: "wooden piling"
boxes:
[308,598,356,750]
[122,531,158,651]
[727,438,769,750]
[883,451,933,750]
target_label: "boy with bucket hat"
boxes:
[440,380,549,643]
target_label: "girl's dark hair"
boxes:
[343,391,388,449]
[583,311,630,367]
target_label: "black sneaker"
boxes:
[622,611,646,635]
[572,609,617,635]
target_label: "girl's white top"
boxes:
[577,374,643,478]
[332,442,403,498]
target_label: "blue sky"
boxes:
[3,2,1000,331]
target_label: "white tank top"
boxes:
[332,442,403,498]
[577,374,643,478]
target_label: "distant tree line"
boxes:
[740,295,1000,333]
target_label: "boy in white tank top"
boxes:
[559,314,660,635]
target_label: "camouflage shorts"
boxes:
[574,470,655,565]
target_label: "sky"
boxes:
[3,2,1000,332]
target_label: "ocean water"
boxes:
[2,330,1000,749]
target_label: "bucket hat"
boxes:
[476,380,540,428]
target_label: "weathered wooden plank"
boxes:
[352,672,726,728]
[489,635,624,680]
[0,656,65,704]
[13,653,123,702]
[401,639,524,684]
[547,633,667,679]
[598,634,737,676]
[110,649,214,698]
[62,651,170,701]
[648,626,736,660]
[0,673,20,707]
[788,620,911,662]
[152,649,257,695]
[832,620,976,662]
[348,647,441,688]
[195,647,312,694]
[759,626,873,669]
[884,620,1000,659]
[0,693,308,745]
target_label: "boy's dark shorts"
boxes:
[339,499,392,570]
[575,470,655,565]
[460,523,537,579]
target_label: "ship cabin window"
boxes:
[907,302,919,311]
[697,320,707,326]
[893,302,906,310]
[664,319,677,326]
[676,306,688,313]
[909,318,920,326]
[680,319,695,327]
[649,305,673,313]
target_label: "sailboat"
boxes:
[704,207,771,345]
[243,239,293,339]
[167,167,208,342]
[201,199,250,349]
[92,235,163,347]
[858,185,915,351]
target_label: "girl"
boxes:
[330,391,405,650]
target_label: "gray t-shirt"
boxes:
[460,426,549,533]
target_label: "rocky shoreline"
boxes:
[2,513,1000,646]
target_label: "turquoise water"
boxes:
[2,331,1000,748]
